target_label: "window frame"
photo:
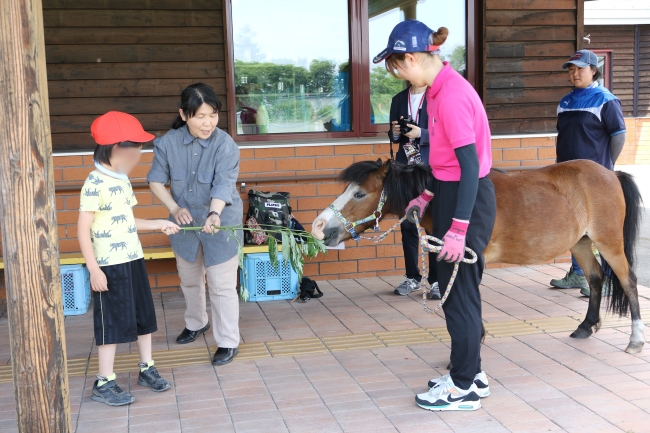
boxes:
[592,49,613,91]
[223,0,478,143]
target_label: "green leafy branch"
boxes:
[181,225,328,301]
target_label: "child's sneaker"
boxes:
[138,365,171,392]
[92,379,135,406]
[416,376,481,411]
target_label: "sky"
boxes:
[231,0,466,68]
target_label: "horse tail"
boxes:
[606,171,643,316]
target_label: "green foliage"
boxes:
[444,45,467,77]
[182,225,327,302]
[370,66,406,96]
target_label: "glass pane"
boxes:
[232,0,351,135]
[368,0,467,124]
[596,55,606,88]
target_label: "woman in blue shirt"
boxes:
[550,49,627,296]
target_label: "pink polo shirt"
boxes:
[426,62,492,181]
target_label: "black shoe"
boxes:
[212,347,239,366]
[176,322,210,344]
[91,379,134,406]
[138,366,171,392]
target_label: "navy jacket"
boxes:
[556,83,626,170]
[388,87,430,165]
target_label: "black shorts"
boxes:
[93,258,157,345]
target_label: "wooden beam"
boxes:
[0,0,71,431]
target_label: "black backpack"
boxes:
[296,277,323,302]
[244,190,291,245]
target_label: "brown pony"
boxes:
[311,159,645,354]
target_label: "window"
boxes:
[593,50,612,90]
[366,0,467,126]
[225,0,475,142]
[230,0,351,136]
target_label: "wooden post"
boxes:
[0,0,72,431]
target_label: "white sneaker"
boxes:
[394,278,421,296]
[416,375,481,411]
[428,371,490,398]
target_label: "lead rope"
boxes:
[358,212,477,313]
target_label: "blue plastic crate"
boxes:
[241,252,299,302]
[61,264,91,316]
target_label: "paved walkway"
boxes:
[1,263,650,433]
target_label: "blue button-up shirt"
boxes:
[147,126,243,266]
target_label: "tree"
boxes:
[369,66,406,97]
[234,24,264,62]
[308,60,336,94]
[445,45,467,77]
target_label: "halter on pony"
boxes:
[328,190,387,241]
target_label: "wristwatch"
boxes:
[207,211,221,218]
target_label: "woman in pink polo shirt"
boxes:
[374,20,496,412]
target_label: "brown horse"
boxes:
[311,159,645,354]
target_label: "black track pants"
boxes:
[431,176,496,389]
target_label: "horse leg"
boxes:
[570,236,604,339]
[592,239,645,353]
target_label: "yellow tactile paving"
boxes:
[484,321,540,338]
[266,338,328,357]
[426,326,452,342]
[322,334,385,351]
[526,316,581,333]
[0,365,13,383]
[1,312,648,384]
[374,328,438,346]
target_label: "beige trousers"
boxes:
[175,246,240,348]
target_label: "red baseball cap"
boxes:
[91,111,155,145]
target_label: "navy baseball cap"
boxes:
[562,50,598,69]
[373,20,439,64]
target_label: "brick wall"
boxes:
[0,135,569,300]
[617,117,650,165]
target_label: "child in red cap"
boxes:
[78,111,181,406]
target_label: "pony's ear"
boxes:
[374,160,390,180]
[376,158,382,165]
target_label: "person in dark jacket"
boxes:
[549,50,626,297]
[388,84,439,298]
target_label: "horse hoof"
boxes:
[446,361,453,370]
[625,342,644,354]
[570,327,593,339]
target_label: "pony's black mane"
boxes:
[339,160,433,217]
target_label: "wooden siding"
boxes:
[639,25,650,117]
[484,0,579,134]
[43,0,228,151]
[584,25,636,116]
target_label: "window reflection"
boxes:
[232,0,351,135]
[368,0,467,124]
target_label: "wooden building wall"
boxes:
[483,0,579,134]
[585,24,650,117]
[640,26,650,117]
[585,25,636,116]
[43,0,228,151]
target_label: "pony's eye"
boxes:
[354,192,366,199]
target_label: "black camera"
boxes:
[398,116,417,135]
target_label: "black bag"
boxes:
[244,190,291,245]
[297,277,323,302]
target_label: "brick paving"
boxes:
[1,263,650,432]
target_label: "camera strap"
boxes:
[408,87,426,125]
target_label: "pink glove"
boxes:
[406,191,434,223]
[438,219,469,263]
